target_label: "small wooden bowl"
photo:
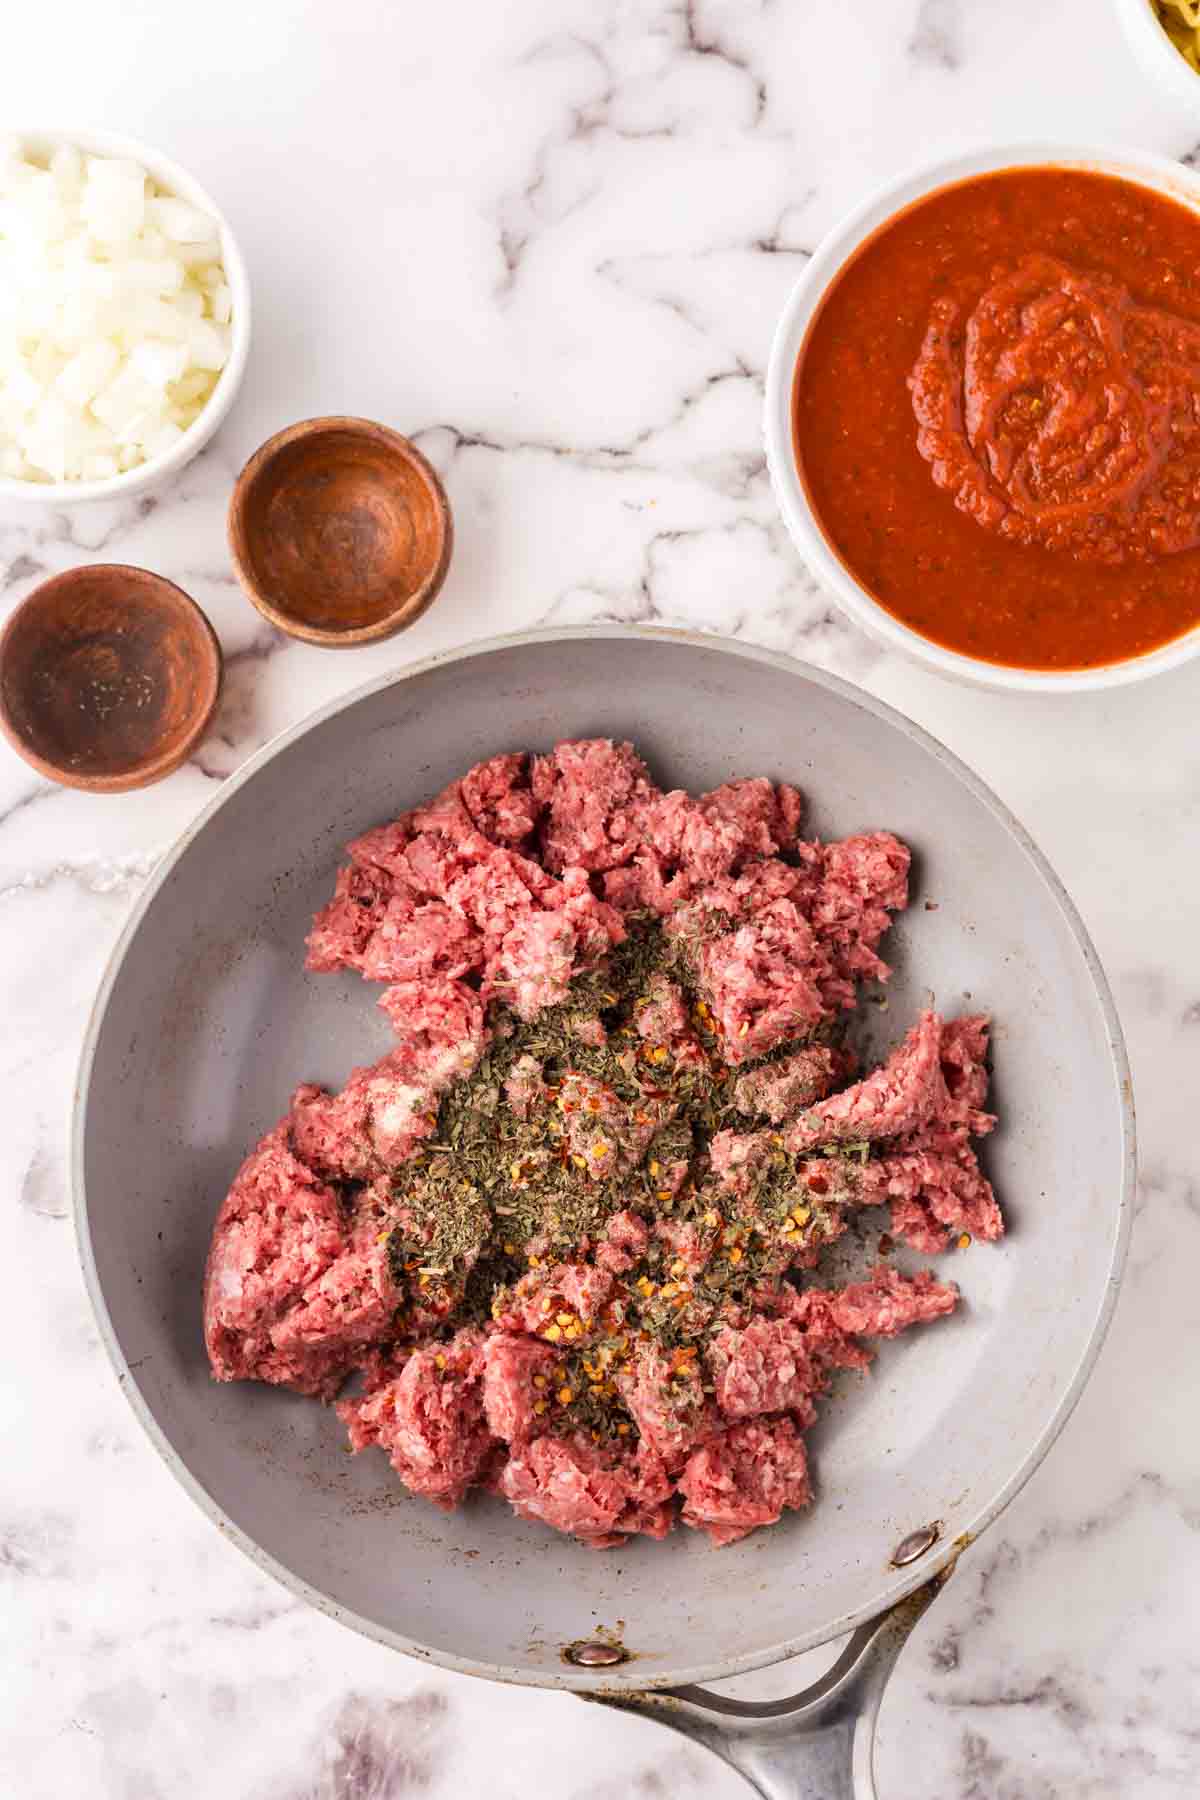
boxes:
[0,565,222,793]
[227,418,453,646]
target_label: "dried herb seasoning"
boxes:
[379,915,852,1437]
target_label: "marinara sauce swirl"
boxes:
[909,253,1200,562]
[793,168,1200,669]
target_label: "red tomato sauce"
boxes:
[793,167,1200,670]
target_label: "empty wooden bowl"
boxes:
[227,418,453,646]
[0,565,222,792]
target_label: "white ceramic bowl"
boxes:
[764,141,1200,693]
[0,127,251,506]
[1114,0,1200,110]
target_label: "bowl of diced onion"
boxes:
[0,128,250,502]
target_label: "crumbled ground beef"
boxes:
[708,1316,821,1425]
[480,1333,559,1444]
[497,1431,675,1547]
[204,1121,395,1400]
[732,1045,843,1124]
[787,1009,948,1149]
[205,740,1000,1548]
[336,1328,494,1509]
[678,1416,813,1546]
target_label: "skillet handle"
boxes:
[590,1568,949,1800]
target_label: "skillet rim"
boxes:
[70,624,1136,1692]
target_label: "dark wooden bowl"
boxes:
[0,565,222,793]
[227,418,453,647]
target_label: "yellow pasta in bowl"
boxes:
[1116,0,1200,98]
[1157,0,1200,68]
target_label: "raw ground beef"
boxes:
[707,1264,958,1434]
[497,1432,675,1547]
[710,1012,1002,1256]
[533,739,658,874]
[787,1009,947,1150]
[806,1017,1001,1253]
[205,738,1001,1550]
[290,1053,448,1181]
[614,1343,718,1470]
[678,1416,813,1546]
[480,1333,559,1444]
[733,1046,843,1123]
[818,1265,959,1336]
[306,772,626,1043]
[656,834,910,1065]
[337,1329,495,1509]
[491,1261,614,1340]
[595,1209,651,1274]
[204,1121,396,1400]
[708,1317,822,1424]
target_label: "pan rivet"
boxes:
[892,1523,940,1567]
[565,1641,628,1668]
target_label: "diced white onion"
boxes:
[56,339,120,407]
[80,158,146,244]
[0,140,233,484]
[146,194,218,245]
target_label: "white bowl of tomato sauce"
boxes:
[764,142,1200,692]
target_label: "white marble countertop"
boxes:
[4,2,1200,1794]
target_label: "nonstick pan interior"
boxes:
[75,629,1132,1690]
